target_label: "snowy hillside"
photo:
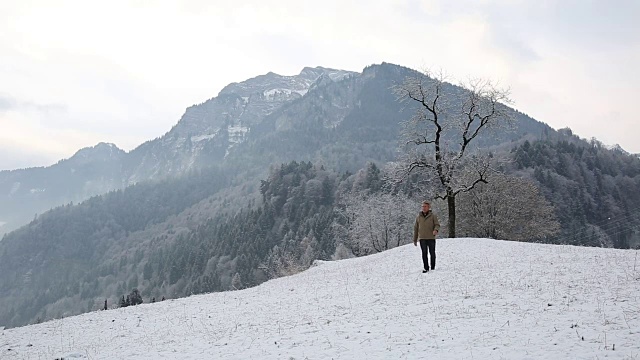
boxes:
[3,238,639,359]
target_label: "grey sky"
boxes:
[1,0,638,170]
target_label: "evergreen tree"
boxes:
[129,289,143,306]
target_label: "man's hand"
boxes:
[413,240,417,246]
[433,230,438,236]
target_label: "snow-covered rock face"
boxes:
[206,66,355,132]
[219,66,353,100]
[225,124,249,158]
[127,66,356,181]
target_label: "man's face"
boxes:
[422,203,430,212]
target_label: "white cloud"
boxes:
[0,0,638,170]
[0,110,116,168]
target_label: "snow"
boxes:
[2,238,639,359]
[191,132,219,143]
[228,124,248,142]
[9,182,20,196]
[326,70,352,82]
[223,124,249,158]
[262,88,309,99]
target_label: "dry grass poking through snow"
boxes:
[2,238,640,359]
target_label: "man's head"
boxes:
[421,200,431,212]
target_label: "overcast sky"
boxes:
[1,0,638,170]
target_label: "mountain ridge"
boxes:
[0,65,359,235]
[1,62,639,328]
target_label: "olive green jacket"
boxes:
[413,210,441,242]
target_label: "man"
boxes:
[413,200,440,273]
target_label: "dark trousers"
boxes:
[419,239,436,270]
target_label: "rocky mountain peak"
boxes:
[47,142,125,179]
[68,142,125,164]
[218,67,356,98]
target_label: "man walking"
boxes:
[413,200,440,273]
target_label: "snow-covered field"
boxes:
[2,238,640,359]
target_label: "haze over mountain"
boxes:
[0,63,546,236]
[0,66,355,236]
[1,62,639,330]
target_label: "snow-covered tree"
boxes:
[393,70,514,237]
[457,173,560,241]
[259,244,309,279]
[343,192,419,255]
[231,273,243,290]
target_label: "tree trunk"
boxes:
[447,192,456,238]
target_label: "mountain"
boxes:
[0,63,550,236]
[0,160,345,328]
[0,67,355,236]
[122,66,357,183]
[3,238,639,358]
[0,142,126,236]
[4,62,638,329]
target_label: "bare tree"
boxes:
[457,173,560,241]
[393,70,514,237]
